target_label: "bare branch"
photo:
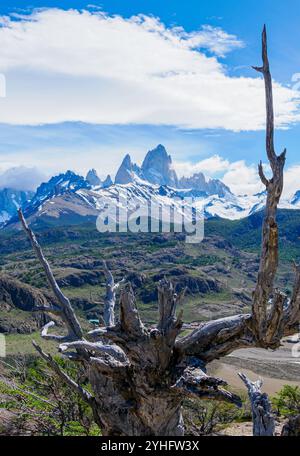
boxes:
[89,357,129,374]
[119,283,145,337]
[101,260,125,327]
[264,290,286,346]
[176,26,299,362]
[113,278,126,292]
[176,294,300,362]
[238,372,275,436]
[251,26,286,340]
[32,304,62,315]
[287,262,300,326]
[253,25,276,168]
[172,366,242,407]
[157,279,185,335]
[258,161,269,187]
[87,326,127,344]
[157,279,176,331]
[176,314,253,363]
[18,209,83,341]
[102,260,117,327]
[41,321,74,342]
[59,340,129,364]
[32,341,93,405]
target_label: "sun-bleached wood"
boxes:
[238,372,275,436]
[102,260,124,327]
[18,27,300,436]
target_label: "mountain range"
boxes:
[1,144,300,229]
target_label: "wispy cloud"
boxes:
[174,156,263,195]
[182,24,244,57]
[175,155,230,177]
[174,154,299,198]
[0,8,298,130]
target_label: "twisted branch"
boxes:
[251,25,286,340]
[119,283,145,337]
[32,341,93,405]
[172,365,242,407]
[176,26,299,361]
[18,209,83,341]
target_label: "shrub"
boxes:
[0,356,100,436]
[272,385,300,417]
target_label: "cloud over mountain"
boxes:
[0,166,46,191]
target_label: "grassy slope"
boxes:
[206,209,300,259]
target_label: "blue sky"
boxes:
[0,1,299,197]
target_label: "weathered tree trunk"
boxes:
[102,260,124,327]
[238,373,275,436]
[17,26,300,436]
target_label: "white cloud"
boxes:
[0,9,298,130]
[175,155,264,195]
[224,161,300,199]
[282,164,300,199]
[0,166,46,190]
[175,155,230,177]
[175,154,300,198]
[183,25,244,57]
[222,160,264,195]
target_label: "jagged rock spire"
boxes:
[86,169,102,187]
[141,144,178,187]
[115,154,135,184]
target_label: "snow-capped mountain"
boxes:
[23,170,91,214]
[3,176,266,228]
[141,144,178,187]
[0,188,34,224]
[2,144,300,229]
[86,169,113,188]
[115,154,138,185]
[86,169,102,187]
[114,145,178,187]
[179,172,231,198]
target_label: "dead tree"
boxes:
[102,260,124,327]
[18,27,300,436]
[90,261,124,327]
[238,373,275,436]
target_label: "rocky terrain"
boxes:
[0,275,52,333]
[1,209,298,334]
[0,207,299,396]
[0,212,299,437]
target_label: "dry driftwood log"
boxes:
[18,27,300,436]
[238,373,275,436]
